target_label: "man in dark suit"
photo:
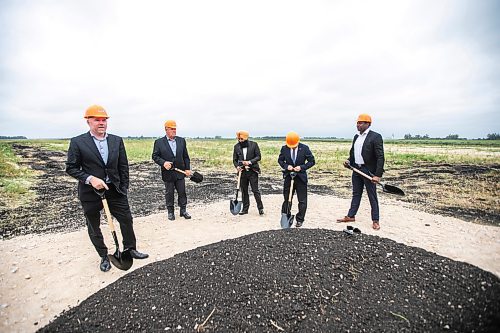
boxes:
[152,120,192,221]
[233,130,264,216]
[66,105,149,272]
[337,114,385,230]
[278,131,316,227]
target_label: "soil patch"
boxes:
[1,145,498,238]
[38,229,500,332]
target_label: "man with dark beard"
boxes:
[233,130,264,216]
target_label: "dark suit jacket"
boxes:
[66,132,129,201]
[152,136,191,182]
[233,140,261,173]
[348,130,385,177]
[278,143,315,184]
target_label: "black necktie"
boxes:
[292,148,296,164]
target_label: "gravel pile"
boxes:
[39,229,500,332]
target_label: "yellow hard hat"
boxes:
[164,120,177,129]
[84,105,109,119]
[286,131,300,148]
[357,114,372,123]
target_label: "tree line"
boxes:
[403,133,500,140]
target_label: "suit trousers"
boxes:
[81,184,137,257]
[347,166,380,221]
[164,178,187,213]
[240,170,263,212]
[281,176,307,222]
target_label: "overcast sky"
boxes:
[0,0,499,139]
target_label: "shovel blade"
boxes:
[230,200,242,215]
[108,249,133,271]
[190,171,203,183]
[280,213,294,229]
[382,184,405,196]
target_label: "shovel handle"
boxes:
[174,168,187,175]
[101,197,116,232]
[236,170,242,190]
[287,178,295,203]
[348,164,377,182]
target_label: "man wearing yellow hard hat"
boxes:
[66,105,149,272]
[278,131,316,227]
[152,120,192,221]
[337,114,385,230]
[233,130,264,215]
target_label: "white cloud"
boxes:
[0,0,499,139]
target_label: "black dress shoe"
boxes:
[296,221,303,228]
[259,209,264,215]
[129,249,149,259]
[168,212,175,220]
[180,212,191,219]
[238,211,248,215]
[100,256,111,272]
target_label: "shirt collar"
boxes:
[359,128,370,136]
[91,132,108,141]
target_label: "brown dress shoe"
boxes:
[372,221,380,230]
[336,216,355,223]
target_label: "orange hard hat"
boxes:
[286,131,300,148]
[357,114,372,123]
[164,120,177,129]
[236,130,249,140]
[84,105,109,119]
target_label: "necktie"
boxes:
[292,148,296,164]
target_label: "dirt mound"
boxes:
[38,229,500,333]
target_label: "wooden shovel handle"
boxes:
[350,166,372,180]
[236,170,242,190]
[174,168,187,175]
[287,179,294,203]
[101,198,116,232]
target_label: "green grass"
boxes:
[0,142,36,207]
[1,138,498,193]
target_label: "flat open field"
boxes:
[1,138,499,237]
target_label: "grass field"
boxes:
[1,138,499,224]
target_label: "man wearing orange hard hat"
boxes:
[152,120,192,221]
[66,105,149,272]
[233,130,264,216]
[337,114,385,230]
[278,131,316,227]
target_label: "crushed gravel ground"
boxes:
[39,229,500,333]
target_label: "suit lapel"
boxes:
[83,132,105,166]
[106,135,116,166]
[175,137,181,158]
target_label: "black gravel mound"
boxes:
[39,229,500,333]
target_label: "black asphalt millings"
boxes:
[39,229,500,333]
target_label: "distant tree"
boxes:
[486,133,500,140]
[0,136,27,139]
[445,134,460,140]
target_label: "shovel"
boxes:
[347,164,405,196]
[230,170,243,215]
[95,190,133,270]
[280,172,297,228]
[175,168,203,183]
